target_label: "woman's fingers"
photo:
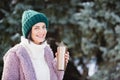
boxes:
[65,52,69,65]
[55,51,70,65]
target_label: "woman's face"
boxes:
[31,22,47,44]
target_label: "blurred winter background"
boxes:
[0,0,120,80]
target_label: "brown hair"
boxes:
[27,30,33,43]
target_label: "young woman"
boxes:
[2,10,69,80]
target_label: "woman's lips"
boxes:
[36,35,44,38]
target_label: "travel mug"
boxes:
[57,42,66,71]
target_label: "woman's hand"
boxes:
[55,51,70,66]
[64,51,69,65]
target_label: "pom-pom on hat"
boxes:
[22,10,48,38]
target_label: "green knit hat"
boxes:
[22,10,48,38]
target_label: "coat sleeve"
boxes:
[52,59,64,80]
[1,50,20,80]
[45,46,64,80]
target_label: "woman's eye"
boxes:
[34,27,39,30]
[42,26,46,29]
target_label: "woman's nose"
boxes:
[38,28,44,33]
